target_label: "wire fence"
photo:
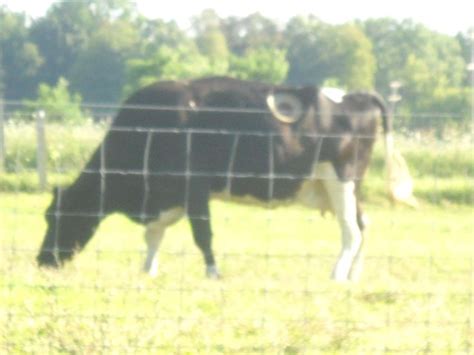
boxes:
[0,101,473,353]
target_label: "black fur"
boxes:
[37,77,389,272]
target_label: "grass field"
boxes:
[1,193,473,354]
[0,123,473,353]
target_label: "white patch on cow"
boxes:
[320,163,363,281]
[143,208,184,277]
[321,87,346,104]
[317,92,333,131]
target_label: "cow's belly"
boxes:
[212,162,334,214]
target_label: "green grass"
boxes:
[1,193,473,353]
[1,123,473,352]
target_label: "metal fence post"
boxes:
[35,110,48,191]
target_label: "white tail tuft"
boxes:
[385,134,418,208]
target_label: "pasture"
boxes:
[0,123,473,353]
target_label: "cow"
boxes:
[37,76,415,281]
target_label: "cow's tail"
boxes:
[372,94,418,208]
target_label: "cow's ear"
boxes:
[266,91,303,124]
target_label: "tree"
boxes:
[196,28,230,59]
[362,18,465,96]
[284,16,327,85]
[192,9,230,74]
[0,9,42,99]
[23,77,86,123]
[86,0,138,21]
[70,19,140,104]
[222,13,283,56]
[229,47,288,83]
[456,29,474,86]
[29,0,139,90]
[124,44,215,97]
[29,2,96,87]
[362,18,468,128]
[285,17,376,89]
[431,87,472,126]
[138,18,190,55]
[322,24,375,90]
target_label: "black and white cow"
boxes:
[37,76,414,281]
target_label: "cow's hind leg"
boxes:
[322,163,363,281]
[187,177,220,279]
[350,199,368,280]
[143,208,183,277]
[189,216,220,279]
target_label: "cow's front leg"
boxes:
[143,209,183,277]
[187,178,220,279]
[322,164,363,281]
[143,221,164,277]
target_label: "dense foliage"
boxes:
[0,2,472,127]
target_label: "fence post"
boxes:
[0,93,5,173]
[35,110,48,191]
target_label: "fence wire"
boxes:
[0,102,473,354]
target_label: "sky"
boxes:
[1,0,473,35]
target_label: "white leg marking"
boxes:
[320,164,362,281]
[144,223,163,278]
[143,208,183,277]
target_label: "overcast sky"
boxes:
[1,0,473,35]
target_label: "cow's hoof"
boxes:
[331,268,350,282]
[206,265,221,279]
[143,267,158,278]
[143,259,159,278]
[37,251,60,268]
[331,276,350,283]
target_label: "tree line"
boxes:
[1,0,472,127]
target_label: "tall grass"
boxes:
[1,122,472,205]
[1,121,105,191]
[2,120,105,173]
[368,133,473,205]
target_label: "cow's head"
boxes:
[37,187,98,268]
